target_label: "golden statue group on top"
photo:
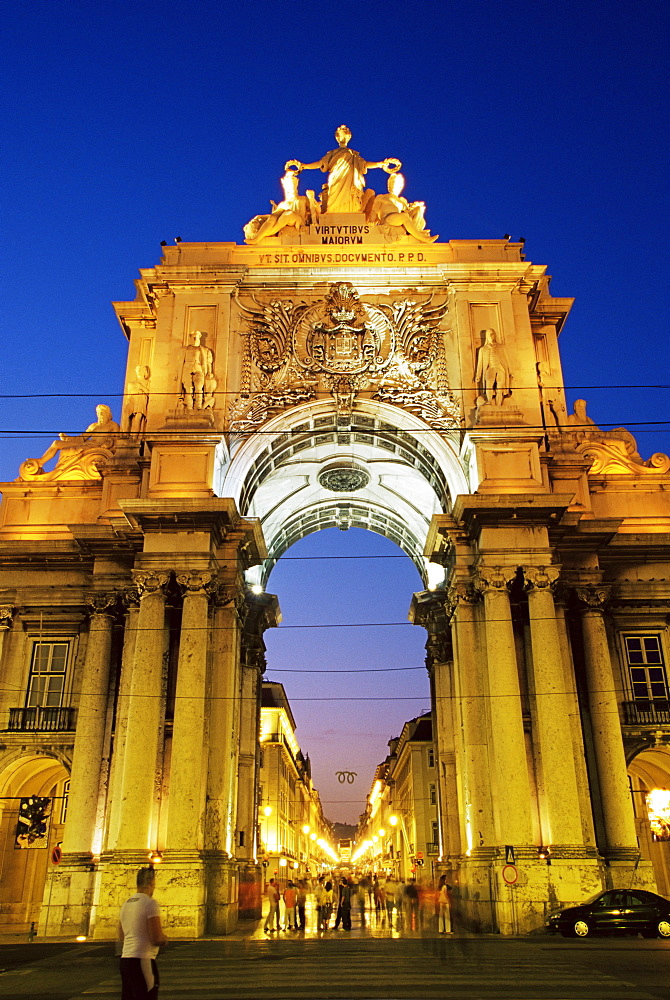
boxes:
[244,125,438,245]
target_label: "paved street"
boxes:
[0,930,669,1000]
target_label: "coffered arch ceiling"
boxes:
[218,399,469,590]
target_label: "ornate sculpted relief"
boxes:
[230,282,458,435]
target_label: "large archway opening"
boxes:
[629,747,670,896]
[262,526,430,830]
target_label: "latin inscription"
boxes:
[255,251,427,265]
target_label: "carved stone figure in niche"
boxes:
[285,125,401,214]
[368,172,438,243]
[475,329,511,405]
[180,330,217,410]
[18,404,119,481]
[244,171,313,244]
[127,364,150,433]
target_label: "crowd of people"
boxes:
[263,873,452,934]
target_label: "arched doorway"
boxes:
[629,747,670,896]
[0,754,70,933]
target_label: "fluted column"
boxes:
[524,567,583,848]
[236,647,261,862]
[166,570,214,850]
[577,586,638,857]
[475,566,533,845]
[62,595,116,855]
[206,587,244,857]
[450,582,495,852]
[105,589,140,850]
[114,571,168,851]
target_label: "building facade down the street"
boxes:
[259,682,336,881]
[355,713,439,882]
[0,127,669,937]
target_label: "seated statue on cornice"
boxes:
[18,404,120,482]
[553,398,670,475]
[368,172,438,243]
[244,171,313,244]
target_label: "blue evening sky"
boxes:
[2,0,668,822]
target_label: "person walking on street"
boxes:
[283,881,297,930]
[340,879,353,930]
[323,880,334,930]
[438,876,452,934]
[385,876,397,925]
[314,877,326,931]
[264,878,281,932]
[118,866,167,1000]
[296,880,307,930]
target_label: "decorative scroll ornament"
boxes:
[236,296,310,373]
[575,585,610,610]
[522,566,561,591]
[85,593,117,616]
[0,607,15,629]
[175,570,216,595]
[18,405,119,483]
[131,570,170,597]
[473,565,517,594]
[577,439,670,476]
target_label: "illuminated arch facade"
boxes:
[0,156,669,937]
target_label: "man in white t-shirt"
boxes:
[119,866,168,999]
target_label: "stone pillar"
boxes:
[0,607,14,671]
[166,570,213,850]
[105,589,140,851]
[44,595,116,937]
[62,595,116,855]
[450,583,495,853]
[524,567,583,848]
[205,587,244,934]
[114,571,169,851]
[577,587,639,860]
[475,566,533,846]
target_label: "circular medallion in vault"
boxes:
[318,464,370,493]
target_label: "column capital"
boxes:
[448,580,481,610]
[575,584,611,610]
[0,606,15,630]
[473,564,517,594]
[131,570,170,597]
[85,593,117,617]
[175,569,216,597]
[522,565,561,591]
[121,586,140,610]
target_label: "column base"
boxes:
[205,851,239,934]
[41,853,96,939]
[604,856,656,891]
[456,849,606,935]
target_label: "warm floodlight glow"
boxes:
[378,828,385,837]
[76,935,87,942]
[647,788,670,840]
[251,584,264,595]
[263,806,272,817]
[302,825,310,834]
[310,833,317,841]
[389,815,398,826]
[279,857,287,867]
[292,861,299,869]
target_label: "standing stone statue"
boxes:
[475,329,512,405]
[286,125,400,214]
[127,365,150,433]
[180,331,217,410]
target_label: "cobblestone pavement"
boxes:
[0,903,669,999]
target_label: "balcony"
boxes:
[426,842,440,856]
[622,700,670,726]
[7,706,76,732]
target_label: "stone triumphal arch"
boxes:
[1,127,669,937]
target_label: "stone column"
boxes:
[524,567,583,848]
[577,586,638,858]
[61,595,116,856]
[105,589,140,851]
[475,566,533,846]
[114,571,169,851]
[166,570,213,850]
[205,587,244,934]
[450,583,495,853]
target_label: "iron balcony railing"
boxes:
[622,700,670,726]
[7,706,76,732]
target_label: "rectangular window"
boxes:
[26,642,69,708]
[428,748,435,768]
[624,635,668,701]
[431,820,439,845]
[429,784,437,806]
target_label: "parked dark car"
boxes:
[547,889,670,938]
